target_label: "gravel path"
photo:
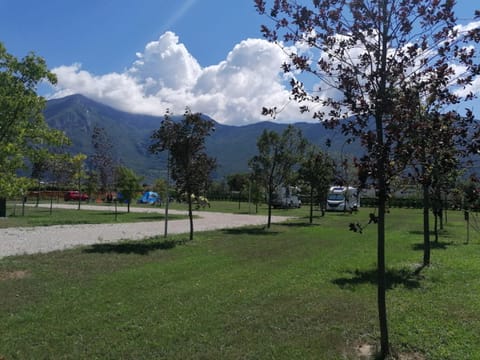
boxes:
[0,204,293,258]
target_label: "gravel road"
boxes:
[0,204,293,258]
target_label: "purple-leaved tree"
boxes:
[254,0,480,357]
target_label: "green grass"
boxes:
[168,199,319,217]
[1,201,185,228]
[1,207,480,359]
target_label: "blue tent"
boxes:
[139,191,160,204]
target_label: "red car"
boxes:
[64,191,89,201]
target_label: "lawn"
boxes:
[0,200,186,228]
[1,207,480,359]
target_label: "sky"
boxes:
[0,0,479,125]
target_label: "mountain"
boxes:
[44,94,356,181]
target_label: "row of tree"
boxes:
[254,0,480,357]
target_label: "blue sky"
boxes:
[0,1,264,73]
[0,1,479,125]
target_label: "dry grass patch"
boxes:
[0,270,29,281]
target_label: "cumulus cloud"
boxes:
[50,31,307,125]
[129,32,202,92]
[50,23,480,124]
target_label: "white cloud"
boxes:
[50,22,480,124]
[129,32,202,92]
[50,32,308,125]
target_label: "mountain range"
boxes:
[44,94,356,182]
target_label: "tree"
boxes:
[299,145,335,222]
[90,125,116,194]
[254,1,479,356]
[152,178,168,199]
[30,149,50,207]
[150,109,217,240]
[0,43,69,217]
[70,154,88,210]
[115,166,143,213]
[399,98,464,266]
[227,173,250,209]
[249,174,265,214]
[249,125,306,228]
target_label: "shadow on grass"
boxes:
[222,227,279,236]
[134,215,166,220]
[332,267,423,290]
[411,241,454,251]
[83,239,180,255]
[409,230,440,236]
[279,221,322,227]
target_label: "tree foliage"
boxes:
[91,125,116,193]
[400,101,463,265]
[150,108,217,240]
[255,0,479,356]
[70,154,88,210]
[299,145,335,221]
[249,125,307,228]
[0,43,70,216]
[115,166,143,213]
[227,173,250,208]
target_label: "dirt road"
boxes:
[0,204,293,258]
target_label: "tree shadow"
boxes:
[411,241,454,251]
[83,239,179,255]
[134,215,165,220]
[222,227,279,236]
[332,267,423,290]
[409,230,438,236]
[279,221,321,228]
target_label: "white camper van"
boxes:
[326,186,360,211]
[271,186,301,208]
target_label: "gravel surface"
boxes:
[0,204,293,258]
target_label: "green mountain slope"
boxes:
[44,94,355,181]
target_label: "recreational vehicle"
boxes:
[326,186,360,211]
[271,186,301,208]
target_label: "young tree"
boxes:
[70,154,88,210]
[90,125,116,194]
[254,1,479,356]
[249,125,307,228]
[227,173,250,209]
[299,145,335,222]
[115,166,143,213]
[249,174,265,214]
[150,109,217,240]
[152,178,168,199]
[0,43,69,217]
[399,98,463,266]
[30,150,50,207]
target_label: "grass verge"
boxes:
[1,201,186,228]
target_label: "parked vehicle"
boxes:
[326,186,359,211]
[271,186,301,208]
[138,191,160,205]
[64,191,89,201]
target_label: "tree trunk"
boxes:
[422,182,431,266]
[188,194,194,240]
[439,207,444,230]
[0,197,6,218]
[375,10,390,348]
[309,186,314,224]
[267,186,273,228]
[377,156,389,359]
